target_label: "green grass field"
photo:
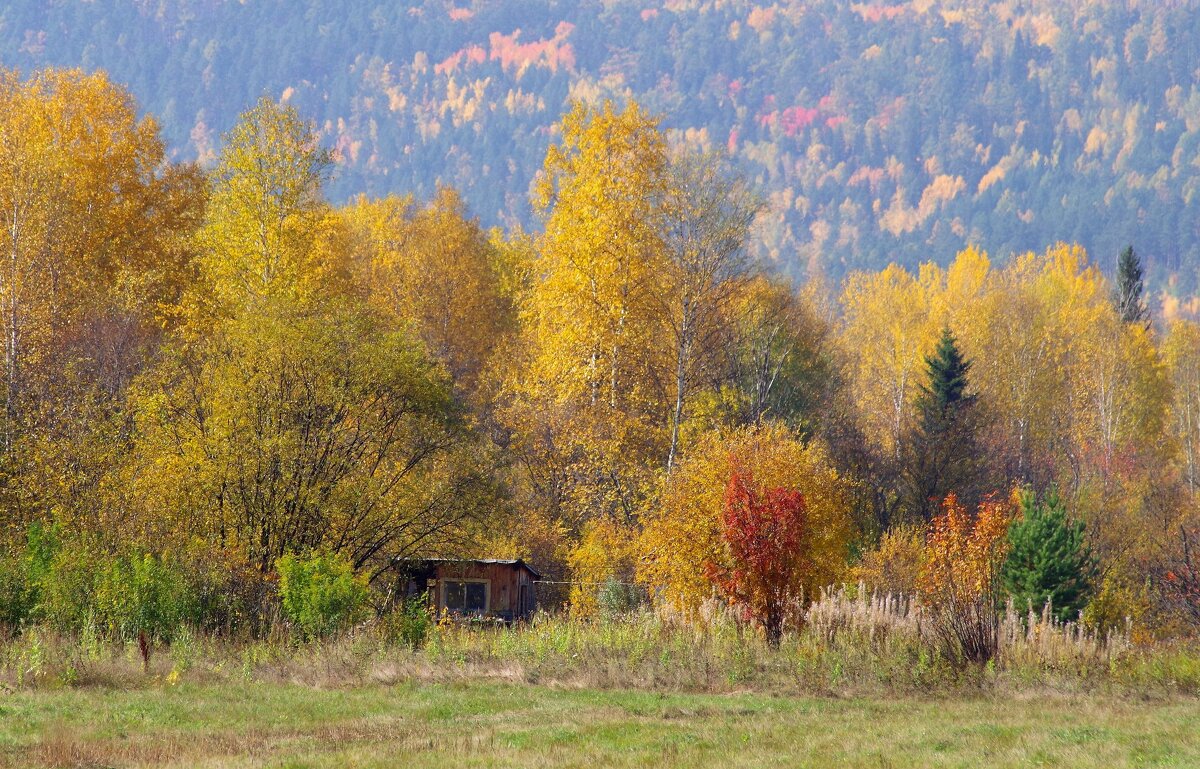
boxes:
[4,681,1199,768]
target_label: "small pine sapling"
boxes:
[1001,487,1098,623]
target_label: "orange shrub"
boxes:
[918,493,1012,666]
[919,494,1011,604]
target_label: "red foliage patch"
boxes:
[781,106,819,136]
[489,23,576,74]
[707,466,809,644]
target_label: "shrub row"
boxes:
[0,524,382,642]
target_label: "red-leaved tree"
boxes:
[708,466,809,646]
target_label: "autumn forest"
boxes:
[0,59,1197,656]
[6,1,1200,293]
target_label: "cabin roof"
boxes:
[394,557,542,579]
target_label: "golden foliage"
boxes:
[122,98,497,572]
[500,99,671,540]
[194,98,343,319]
[128,298,482,570]
[343,187,514,396]
[529,99,667,410]
[568,516,639,617]
[638,423,852,616]
[1082,566,1151,639]
[840,242,1173,529]
[839,263,941,456]
[0,68,202,535]
[850,524,926,596]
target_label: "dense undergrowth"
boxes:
[4,587,1196,699]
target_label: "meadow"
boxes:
[3,597,1199,768]
[9,681,1200,769]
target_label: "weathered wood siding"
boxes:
[429,562,537,621]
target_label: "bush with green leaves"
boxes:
[0,522,62,631]
[92,554,194,642]
[1000,487,1097,623]
[383,595,433,649]
[598,576,644,617]
[0,554,31,631]
[23,522,60,604]
[37,543,195,642]
[37,549,92,634]
[277,552,369,640]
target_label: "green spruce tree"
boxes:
[900,327,983,523]
[1000,487,1097,623]
[1115,245,1149,326]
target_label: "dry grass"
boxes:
[807,584,1133,669]
[0,589,1194,700]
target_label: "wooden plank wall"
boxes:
[433,563,532,618]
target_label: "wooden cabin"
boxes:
[392,558,540,622]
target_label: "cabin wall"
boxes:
[429,563,537,621]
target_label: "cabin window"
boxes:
[443,579,488,614]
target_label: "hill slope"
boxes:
[3,0,1199,295]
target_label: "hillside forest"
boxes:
[0,67,1198,645]
[4,1,1200,302]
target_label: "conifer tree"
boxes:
[1116,245,1149,326]
[1000,487,1097,622]
[899,327,982,522]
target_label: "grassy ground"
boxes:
[5,680,1199,768]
